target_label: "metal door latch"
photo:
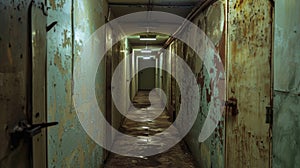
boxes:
[9,120,58,149]
[225,98,239,116]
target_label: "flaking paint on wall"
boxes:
[166,1,226,167]
[190,1,225,167]
[49,0,66,10]
[47,0,108,167]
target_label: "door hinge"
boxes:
[266,106,273,124]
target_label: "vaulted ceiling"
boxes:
[108,0,201,18]
[107,0,202,47]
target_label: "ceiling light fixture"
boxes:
[141,49,152,53]
[137,56,156,60]
[140,35,156,41]
[141,42,152,53]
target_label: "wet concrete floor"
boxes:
[104,91,197,168]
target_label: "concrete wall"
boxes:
[273,0,300,167]
[165,1,226,167]
[47,0,108,167]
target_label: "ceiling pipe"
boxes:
[163,0,218,49]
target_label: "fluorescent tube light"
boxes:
[140,35,156,41]
[143,57,151,60]
[141,49,152,53]
[140,38,156,41]
[138,56,156,60]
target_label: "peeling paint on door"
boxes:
[226,0,273,167]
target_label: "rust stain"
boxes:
[54,48,67,74]
[57,0,66,9]
[234,0,246,11]
[62,29,71,48]
[218,120,224,144]
[49,0,66,10]
[7,46,13,65]
[226,0,272,167]
[231,41,237,56]
[49,0,56,10]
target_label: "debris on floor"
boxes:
[104,91,197,168]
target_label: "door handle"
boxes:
[9,120,58,149]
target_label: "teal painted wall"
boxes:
[273,0,300,167]
[47,0,108,167]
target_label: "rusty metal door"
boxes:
[31,2,48,168]
[225,0,273,167]
[0,1,48,167]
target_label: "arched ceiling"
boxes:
[107,0,205,47]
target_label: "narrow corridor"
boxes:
[104,91,196,168]
[1,0,299,167]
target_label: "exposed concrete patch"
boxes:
[62,29,72,48]
[53,48,68,74]
[49,0,66,10]
[49,0,57,10]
